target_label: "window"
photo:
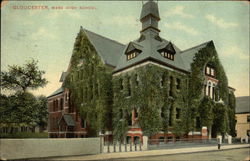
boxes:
[60,98,64,110]
[204,85,207,96]
[120,79,124,90]
[161,51,174,60]
[208,86,211,97]
[205,66,215,77]
[81,119,86,128]
[127,113,132,126]
[134,108,138,119]
[206,66,210,75]
[160,75,164,88]
[135,75,139,86]
[212,86,215,100]
[169,76,173,97]
[119,109,123,119]
[176,78,181,90]
[176,108,181,119]
[247,130,250,137]
[247,115,250,123]
[211,68,215,76]
[127,51,138,60]
[127,78,131,96]
[161,107,164,118]
[126,136,131,144]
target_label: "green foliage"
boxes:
[65,31,235,139]
[113,64,187,139]
[172,120,185,137]
[36,96,48,127]
[212,103,229,136]
[0,93,48,132]
[0,132,48,138]
[199,96,214,129]
[0,59,48,93]
[188,42,234,136]
[64,29,113,136]
[228,92,237,136]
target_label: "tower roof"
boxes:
[140,0,160,21]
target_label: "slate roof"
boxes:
[114,35,214,74]
[140,0,160,20]
[59,72,67,82]
[59,114,76,126]
[47,87,64,98]
[236,96,250,114]
[180,41,212,72]
[83,28,126,67]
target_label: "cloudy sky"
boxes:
[1,1,249,97]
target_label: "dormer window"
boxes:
[127,51,138,60]
[161,51,174,60]
[205,65,215,77]
[158,42,176,61]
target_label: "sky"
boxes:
[1,1,249,97]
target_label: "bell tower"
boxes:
[140,0,160,34]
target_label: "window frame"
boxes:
[161,51,174,60]
[126,51,138,60]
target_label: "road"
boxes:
[115,148,249,161]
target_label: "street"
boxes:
[115,148,249,161]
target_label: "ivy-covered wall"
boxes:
[64,29,113,136]
[112,64,188,140]
[188,42,236,137]
[64,30,236,139]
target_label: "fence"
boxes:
[0,138,100,160]
[102,136,148,153]
[148,138,218,150]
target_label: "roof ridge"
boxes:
[180,40,213,53]
[82,28,125,46]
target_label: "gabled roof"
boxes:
[59,114,76,126]
[236,96,250,114]
[158,42,176,54]
[59,72,68,82]
[180,41,213,72]
[47,87,64,98]
[82,28,126,67]
[125,42,143,54]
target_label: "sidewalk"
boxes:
[46,144,249,160]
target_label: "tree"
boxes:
[1,59,48,93]
[0,59,48,133]
[35,96,48,132]
[199,96,214,139]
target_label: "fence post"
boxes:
[107,142,110,153]
[135,142,137,151]
[119,142,121,152]
[228,135,232,144]
[125,142,127,152]
[142,136,148,151]
[130,142,132,151]
[100,135,104,153]
[114,142,116,152]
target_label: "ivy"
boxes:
[65,30,236,139]
[113,65,187,139]
[64,29,113,136]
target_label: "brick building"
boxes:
[235,96,250,138]
[48,0,235,141]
